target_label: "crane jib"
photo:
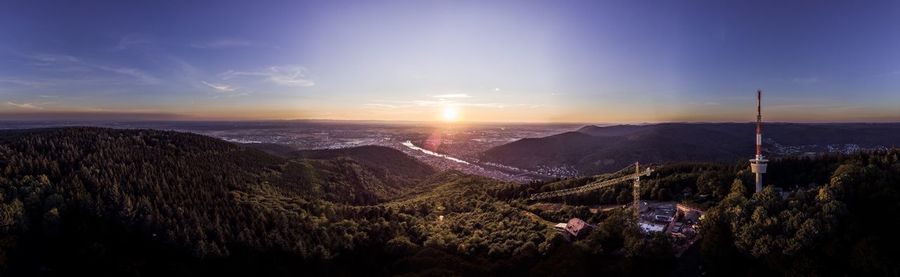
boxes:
[528,167,653,201]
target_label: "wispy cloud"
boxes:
[432,93,471,99]
[211,92,249,99]
[519,104,547,109]
[363,103,400,109]
[113,34,153,51]
[0,78,45,87]
[368,99,508,109]
[201,81,236,92]
[24,53,80,65]
[7,101,43,110]
[190,38,254,49]
[267,66,315,86]
[459,102,507,108]
[876,70,900,78]
[22,53,159,84]
[93,65,159,84]
[220,65,314,87]
[792,77,820,85]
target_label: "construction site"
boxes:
[538,91,768,255]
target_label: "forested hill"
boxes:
[481,123,900,175]
[2,127,899,276]
[244,143,436,188]
[0,128,573,276]
[292,145,436,187]
[0,127,453,275]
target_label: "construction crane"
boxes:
[528,162,653,213]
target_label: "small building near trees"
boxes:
[554,218,594,241]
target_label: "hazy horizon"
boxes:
[3,113,900,125]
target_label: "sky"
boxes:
[1,0,899,123]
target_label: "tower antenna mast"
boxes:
[749,90,768,193]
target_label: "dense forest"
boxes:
[1,127,898,276]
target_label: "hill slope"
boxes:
[292,145,436,188]
[0,127,561,275]
[1,127,898,276]
[0,128,442,274]
[481,123,900,175]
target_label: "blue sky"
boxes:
[1,0,899,122]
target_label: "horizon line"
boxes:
[2,116,900,126]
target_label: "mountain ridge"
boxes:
[482,122,900,175]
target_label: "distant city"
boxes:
[1,120,893,183]
[0,120,583,181]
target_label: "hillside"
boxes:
[292,145,436,188]
[2,127,898,276]
[481,123,900,175]
[244,143,436,190]
[0,127,569,275]
[0,128,447,274]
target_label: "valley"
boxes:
[1,126,898,275]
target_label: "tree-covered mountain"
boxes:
[481,123,900,175]
[292,145,436,188]
[1,127,898,276]
[0,128,569,275]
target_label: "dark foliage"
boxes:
[1,128,668,276]
[1,127,897,276]
[700,151,900,276]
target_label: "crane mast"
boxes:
[528,162,651,218]
[632,162,641,218]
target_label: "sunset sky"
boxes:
[1,0,899,123]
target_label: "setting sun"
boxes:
[442,106,459,121]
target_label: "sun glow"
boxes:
[442,106,459,122]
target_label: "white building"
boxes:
[639,222,666,233]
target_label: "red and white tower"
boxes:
[749,90,767,193]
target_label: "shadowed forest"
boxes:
[0,128,898,276]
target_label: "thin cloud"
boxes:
[220,65,315,87]
[364,103,400,109]
[201,81,236,92]
[267,66,315,86]
[211,92,249,99]
[402,100,440,107]
[0,78,45,87]
[113,34,153,51]
[373,99,507,109]
[458,102,506,108]
[876,70,900,78]
[93,65,159,84]
[24,53,80,63]
[23,53,158,84]
[7,101,43,110]
[191,39,254,49]
[432,93,471,99]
